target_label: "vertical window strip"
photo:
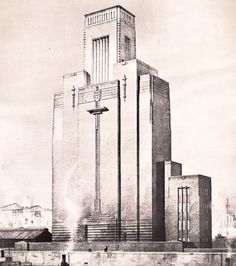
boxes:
[177,187,180,240]
[177,186,190,242]
[181,187,184,241]
[92,36,109,84]
[186,186,189,241]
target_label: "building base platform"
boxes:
[15,241,183,252]
[2,249,236,266]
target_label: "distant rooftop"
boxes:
[0,203,22,210]
[0,203,51,211]
[0,228,50,240]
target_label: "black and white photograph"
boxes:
[0,1,236,265]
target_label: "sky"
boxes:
[0,0,236,234]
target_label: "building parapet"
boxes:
[85,5,135,28]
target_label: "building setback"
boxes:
[165,174,212,248]
[52,5,212,247]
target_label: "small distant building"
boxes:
[0,228,51,248]
[214,200,236,238]
[165,173,212,248]
[0,203,52,232]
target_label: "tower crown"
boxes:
[83,5,136,84]
[84,5,135,28]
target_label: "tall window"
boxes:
[124,36,131,61]
[92,36,109,84]
[178,186,190,242]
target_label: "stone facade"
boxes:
[83,6,136,83]
[7,250,236,266]
[165,175,212,248]
[52,5,212,247]
[52,5,172,241]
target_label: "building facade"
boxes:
[0,203,52,232]
[165,175,212,248]
[52,5,171,242]
[52,5,212,246]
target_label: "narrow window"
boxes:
[124,36,131,61]
[92,36,109,84]
[177,186,190,242]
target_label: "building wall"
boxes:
[52,57,173,240]
[77,81,120,217]
[199,175,212,247]
[53,80,120,240]
[152,162,165,240]
[52,5,212,244]
[137,59,158,77]
[52,5,137,237]
[152,76,171,163]
[84,8,117,82]
[151,161,182,241]
[113,60,138,220]
[139,74,152,221]
[113,60,172,223]
[151,77,171,240]
[83,6,135,83]
[164,161,182,199]
[0,205,52,231]
[118,14,136,62]
[166,175,212,248]
[19,241,182,252]
[52,71,91,241]
[166,176,200,244]
[8,250,236,266]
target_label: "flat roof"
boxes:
[169,174,211,180]
[85,5,135,18]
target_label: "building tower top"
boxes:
[83,5,136,84]
[84,5,135,27]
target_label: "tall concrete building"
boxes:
[52,5,212,247]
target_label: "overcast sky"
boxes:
[0,0,236,234]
